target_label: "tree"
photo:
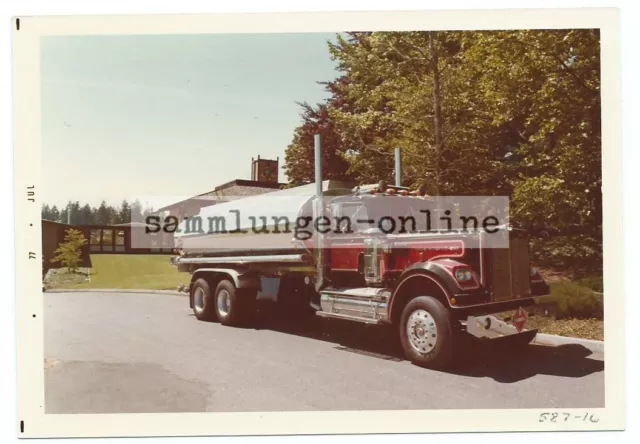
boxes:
[285,30,602,272]
[325,31,489,193]
[461,30,602,232]
[59,207,69,224]
[50,205,60,222]
[119,200,131,225]
[51,228,87,272]
[68,201,82,225]
[41,204,51,221]
[284,102,353,185]
[142,204,155,221]
[428,31,444,195]
[95,201,110,225]
[107,206,120,225]
[79,204,94,225]
[130,199,144,224]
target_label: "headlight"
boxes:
[455,269,473,282]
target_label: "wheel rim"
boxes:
[217,289,231,316]
[193,287,205,312]
[406,309,438,354]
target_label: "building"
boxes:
[157,156,285,220]
[41,157,286,261]
[84,222,174,254]
[251,155,279,182]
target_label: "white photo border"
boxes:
[12,8,623,438]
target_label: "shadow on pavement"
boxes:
[246,306,604,383]
[446,340,604,383]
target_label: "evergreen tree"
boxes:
[50,205,60,222]
[59,207,69,225]
[69,201,82,225]
[130,200,143,224]
[107,206,120,225]
[41,204,51,221]
[79,204,94,225]
[95,201,110,225]
[119,200,131,225]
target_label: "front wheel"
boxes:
[399,296,455,369]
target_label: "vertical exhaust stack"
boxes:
[315,134,323,200]
[395,147,402,187]
[314,134,324,291]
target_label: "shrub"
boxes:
[575,275,604,293]
[544,281,603,320]
[51,228,87,272]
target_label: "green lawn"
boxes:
[46,254,189,290]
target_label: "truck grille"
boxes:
[488,231,531,301]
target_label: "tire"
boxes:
[214,279,256,326]
[399,296,455,369]
[191,278,217,322]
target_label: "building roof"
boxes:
[112,222,156,227]
[41,219,74,227]
[156,195,220,213]
[157,179,286,213]
[214,179,285,192]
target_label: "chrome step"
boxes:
[316,311,381,324]
[319,286,390,323]
[320,286,391,302]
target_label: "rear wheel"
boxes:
[191,278,217,322]
[399,296,455,368]
[214,279,256,326]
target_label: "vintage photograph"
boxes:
[40,28,605,411]
[12,9,623,437]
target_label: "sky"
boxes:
[41,33,341,209]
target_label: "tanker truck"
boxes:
[170,136,550,368]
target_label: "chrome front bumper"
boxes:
[465,313,537,340]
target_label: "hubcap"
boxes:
[406,309,438,354]
[194,287,205,312]
[217,289,231,316]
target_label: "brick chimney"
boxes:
[251,155,279,183]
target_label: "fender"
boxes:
[399,258,480,294]
[387,267,453,322]
[422,258,482,291]
[387,258,483,320]
[190,268,260,290]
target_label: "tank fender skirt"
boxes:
[190,268,260,291]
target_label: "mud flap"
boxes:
[257,277,280,302]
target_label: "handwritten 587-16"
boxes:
[539,412,599,423]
